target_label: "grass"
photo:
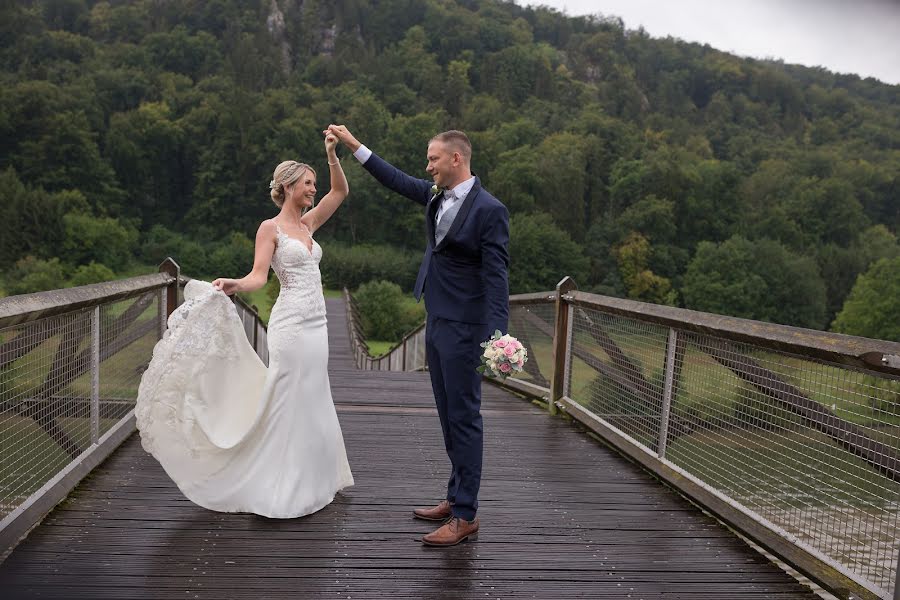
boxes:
[3,321,158,402]
[0,299,157,517]
[559,327,900,430]
[365,340,394,357]
[667,426,900,509]
[238,285,275,323]
[507,312,900,441]
[0,414,125,518]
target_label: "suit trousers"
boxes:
[425,314,490,521]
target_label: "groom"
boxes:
[327,124,509,546]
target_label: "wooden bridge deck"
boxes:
[0,299,820,599]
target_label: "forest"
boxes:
[1,0,898,341]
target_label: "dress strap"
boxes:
[273,221,289,241]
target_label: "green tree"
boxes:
[832,257,900,342]
[481,44,555,105]
[142,26,222,81]
[208,232,255,278]
[614,233,676,305]
[354,279,422,341]
[509,213,589,293]
[2,0,900,311]
[320,243,421,291]
[15,110,122,208]
[818,225,900,321]
[5,256,67,295]
[69,262,116,286]
[0,169,87,264]
[683,236,827,329]
[63,213,138,271]
[445,59,473,117]
[105,101,188,223]
[139,225,207,276]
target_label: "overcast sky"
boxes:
[517,0,900,85]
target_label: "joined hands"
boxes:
[324,125,361,153]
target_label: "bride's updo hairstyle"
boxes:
[269,160,314,208]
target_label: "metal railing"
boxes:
[501,277,900,600]
[0,259,269,553]
[229,288,269,367]
[343,288,426,371]
[0,259,178,552]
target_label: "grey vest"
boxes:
[435,197,464,246]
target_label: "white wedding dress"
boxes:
[136,224,354,518]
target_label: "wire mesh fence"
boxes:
[0,291,161,523]
[670,332,900,595]
[564,301,900,598]
[364,326,426,371]
[507,301,556,390]
[0,270,272,547]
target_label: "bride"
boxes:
[136,131,354,518]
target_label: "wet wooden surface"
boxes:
[0,299,819,598]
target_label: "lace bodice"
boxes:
[268,223,327,348]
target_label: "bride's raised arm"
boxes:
[301,131,349,234]
[212,220,277,295]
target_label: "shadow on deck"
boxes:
[0,299,819,599]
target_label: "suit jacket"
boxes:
[362,152,509,334]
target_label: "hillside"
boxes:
[1,0,898,336]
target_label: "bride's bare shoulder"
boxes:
[256,219,278,240]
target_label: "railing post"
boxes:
[893,545,900,600]
[550,276,577,416]
[90,306,100,445]
[660,329,687,459]
[158,257,181,321]
[402,338,407,371]
[658,328,678,459]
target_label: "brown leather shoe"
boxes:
[422,517,479,547]
[413,500,452,521]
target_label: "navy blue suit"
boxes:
[362,152,509,520]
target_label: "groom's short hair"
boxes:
[431,130,472,163]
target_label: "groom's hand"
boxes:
[326,124,362,153]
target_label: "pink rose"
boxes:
[494,339,508,348]
[504,345,515,356]
[517,358,524,367]
[499,362,511,373]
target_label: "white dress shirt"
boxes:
[436,177,475,225]
[353,144,373,164]
[352,144,474,226]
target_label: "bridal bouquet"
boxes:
[477,330,528,380]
